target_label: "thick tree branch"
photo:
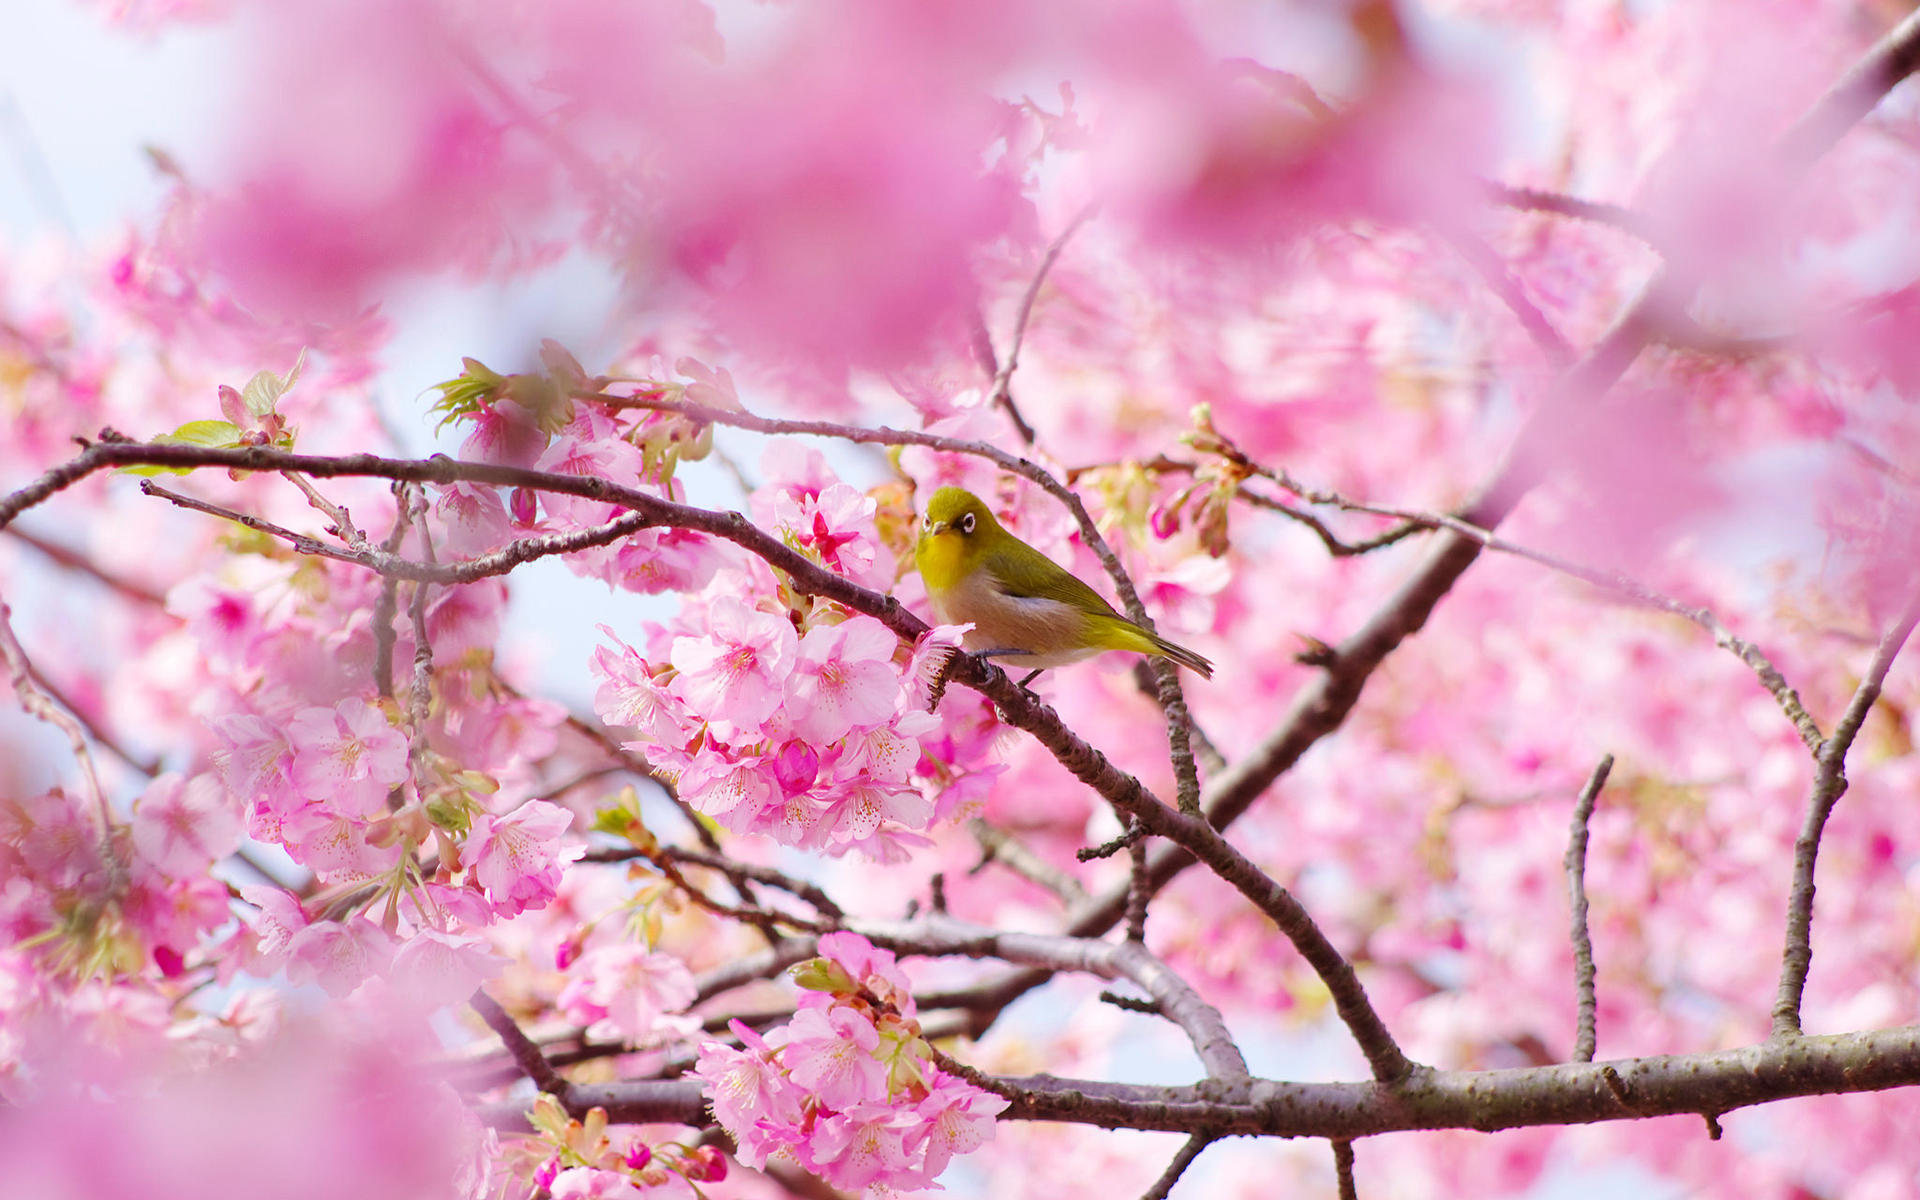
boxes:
[527,1023,1920,1138]
[471,989,572,1100]
[4,437,1399,1078]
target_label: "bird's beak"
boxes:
[927,519,950,536]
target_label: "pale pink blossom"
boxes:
[819,778,934,851]
[783,1005,888,1110]
[693,1021,803,1165]
[556,944,698,1044]
[802,1104,921,1191]
[591,633,691,745]
[131,773,241,876]
[915,1069,1010,1176]
[788,616,903,743]
[286,917,393,998]
[434,480,512,557]
[669,596,798,737]
[387,932,507,1009]
[464,800,579,915]
[287,698,410,818]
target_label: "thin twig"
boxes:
[1333,1139,1359,1200]
[0,600,111,835]
[1258,488,1826,754]
[1771,593,1920,1037]
[370,481,416,697]
[1125,821,1151,944]
[967,818,1089,907]
[986,206,1096,444]
[1234,487,1429,558]
[141,478,651,586]
[1483,181,1658,243]
[284,471,365,548]
[1566,754,1613,1063]
[1139,1134,1215,1200]
[581,844,846,920]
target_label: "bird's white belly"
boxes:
[929,573,1100,669]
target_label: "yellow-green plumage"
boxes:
[914,486,1213,679]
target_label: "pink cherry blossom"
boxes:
[130,773,241,876]
[783,1004,889,1110]
[556,944,698,1044]
[788,616,903,743]
[387,932,507,1010]
[286,697,410,818]
[668,596,798,738]
[286,917,393,999]
[464,799,579,916]
[916,1068,1012,1176]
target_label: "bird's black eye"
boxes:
[959,512,976,534]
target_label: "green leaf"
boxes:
[118,420,246,475]
[239,348,307,419]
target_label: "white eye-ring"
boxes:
[959,512,976,534]
[922,514,932,531]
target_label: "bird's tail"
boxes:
[1148,631,1214,680]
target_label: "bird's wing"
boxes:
[981,545,1124,617]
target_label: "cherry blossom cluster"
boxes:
[693,932,1008,1192]
[509,1095,725,1200]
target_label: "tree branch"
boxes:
[1566,754,1613,1063]
[1771,593,1920,1037]
[536,1023,1920,1138]
[471,989,572,1099]
[1139,1134,1215,1200]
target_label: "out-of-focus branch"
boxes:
[0,600,111,835]
[1441,225,1574,365]
[967,818,1089,907]
[979,209,1095,445]
[3,525,168,606]
[1483,181,1658,242]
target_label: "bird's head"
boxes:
[916,487,1005,588]
[921,487,998,540]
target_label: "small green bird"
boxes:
[914,486,1214,684]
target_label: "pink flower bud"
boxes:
[773,740,820,794]
[624,1142,652,1171]
[1149,501,1181,540]
[535,1157,559,1190]
[688,1146,726,1182]
[510,487,538,526]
